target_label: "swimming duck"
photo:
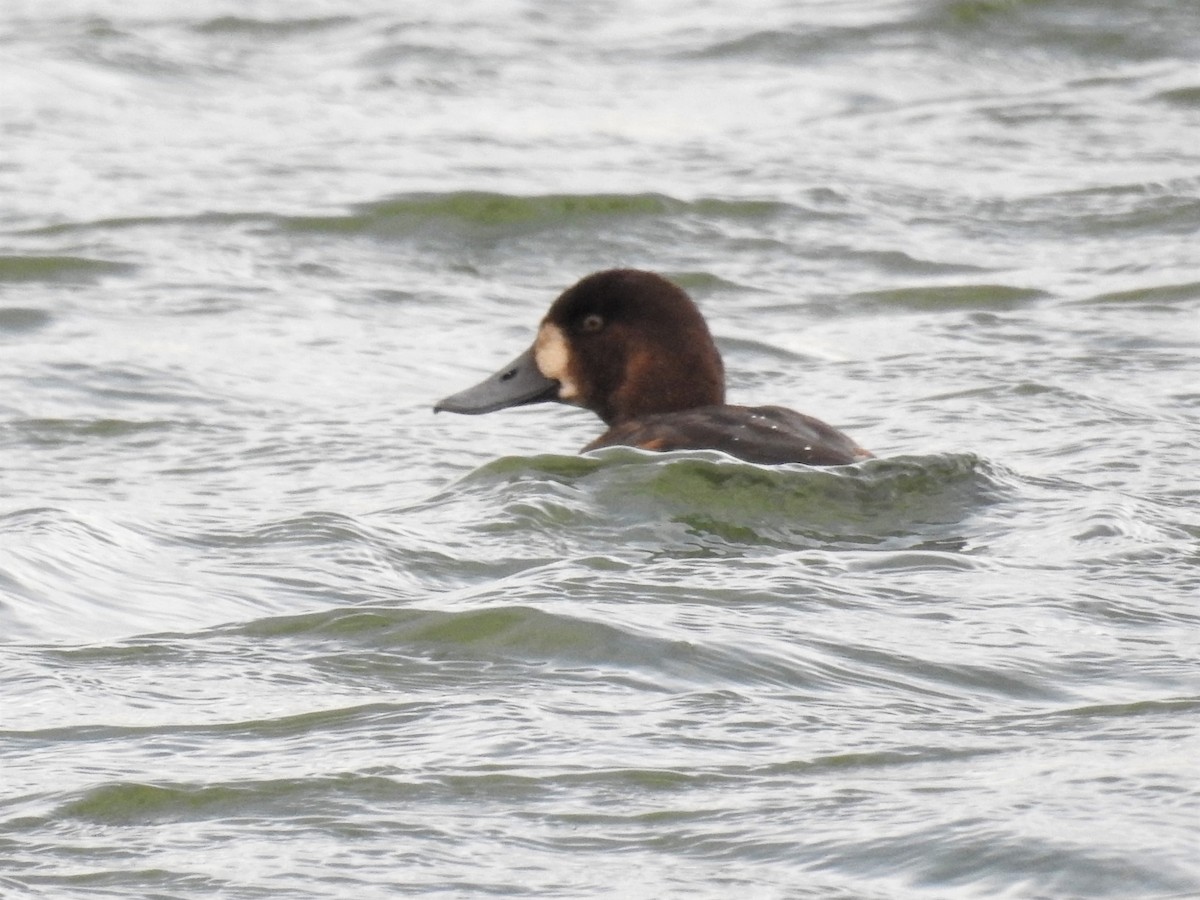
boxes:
[434,269,872,466]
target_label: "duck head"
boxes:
[434,269,725,426]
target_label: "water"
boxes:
[2,1,1199,897]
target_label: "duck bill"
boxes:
[434,346,559,415]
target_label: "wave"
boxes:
[683,1,1200,66]
[12,192,795,241]
[0,255,134,283]
[430,448,1005,553]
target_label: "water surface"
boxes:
[2,1,1198,897]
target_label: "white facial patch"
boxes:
[534,323,579,401]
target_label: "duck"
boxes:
[434,269,872,466]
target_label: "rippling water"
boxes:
[2,1,1199,897]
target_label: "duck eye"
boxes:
[580,313,604,333]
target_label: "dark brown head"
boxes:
[435,269,726,426]
[531,270,725,425]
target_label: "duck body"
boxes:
[583,404,869,466]
[435,269,872,466]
